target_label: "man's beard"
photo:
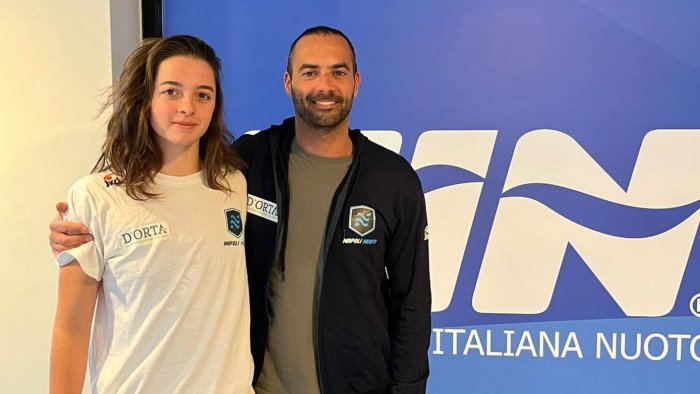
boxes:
[291,88,353,131]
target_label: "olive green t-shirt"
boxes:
[255,138,352,394]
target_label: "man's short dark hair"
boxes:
[286,26,357,75]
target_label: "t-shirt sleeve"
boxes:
[55,178,106,281]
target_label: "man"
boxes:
[50,26,431,393]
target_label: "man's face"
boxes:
[285,34,360,131]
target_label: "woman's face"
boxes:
[149,55,216,157]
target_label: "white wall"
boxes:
[0,1,139,391]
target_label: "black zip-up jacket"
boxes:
[235,117,431,394]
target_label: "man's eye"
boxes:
[333,71,347,77]
[302,71,316,77]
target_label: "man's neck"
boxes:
[294,117,353,158]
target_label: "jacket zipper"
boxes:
[313,134,362,393]
[271,139,290,280]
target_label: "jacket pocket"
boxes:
[322,313,390,393]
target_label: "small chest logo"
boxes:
[225,208,243,238]
[349,205,376,237]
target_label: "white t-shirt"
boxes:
[57,170,253,393]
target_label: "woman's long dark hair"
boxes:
[93,35,244,200]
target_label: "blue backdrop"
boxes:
[163,1,700,392]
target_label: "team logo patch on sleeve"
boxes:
[349,205,375,236]
[225,208,243,238]
[247,194,278,223]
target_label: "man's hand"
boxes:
[49,202,93,257]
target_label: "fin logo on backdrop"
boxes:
[364,129,700,318]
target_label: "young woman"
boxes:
[49,35,253,393]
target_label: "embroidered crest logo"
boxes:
[225,208,243,238]
[349,205,375,237]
